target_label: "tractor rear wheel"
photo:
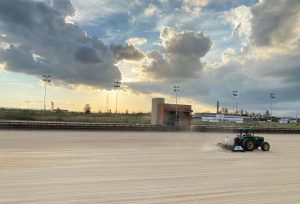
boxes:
[261,142,270,151]
[243,139,255,151]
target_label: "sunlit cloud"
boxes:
[0,0,300,115]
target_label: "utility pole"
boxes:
[232,90,238,113]
[270,93,275,122]
[42,75,51,121]
[114,81,121,114]
[174,85,180,126]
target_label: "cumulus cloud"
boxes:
[111,44,144,61]
[159,0,169,3]
[258,54,300,85]
[0,0,143,89]
[205,54,300,111]
[142,27,211,81]
[126,37,147,47]
[223,5,252,38]
[251,0,300,49]
[144,4,159,17]
[181,0,237,15]
[51,0,76,17]
[182,0,208,15]
[128,52,300,114]
[69,0,129,25]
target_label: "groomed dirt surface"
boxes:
[1,131,300,203]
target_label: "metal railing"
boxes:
[1,120,299,133]
[0,120,162,130]
[192,125,300,133]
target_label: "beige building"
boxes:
[151,98,192,128]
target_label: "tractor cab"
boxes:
[240,128,254,137]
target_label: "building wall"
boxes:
[158,104,192,128]
[151,98,192,128]
[201,114,244,123]
[278,118,297,124]
[202,117,219,122]
[279,119,289,124]
[151,98,165,125]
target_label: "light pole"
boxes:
[106,93,110,113]
[232,90,238,113]
[270,93,275,122]
[174,85,180,126]
[42,75,51,121]
[114,81,121,114]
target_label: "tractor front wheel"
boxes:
[261,142,270,151]
[243,139,255,151]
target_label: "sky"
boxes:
[0,0,300,116]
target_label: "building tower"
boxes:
[151,98,165,125]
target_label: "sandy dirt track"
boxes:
[1,131,300,203]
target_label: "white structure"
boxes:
[151,98,165,125]
[279,118,297,124]
[201,114,244,123]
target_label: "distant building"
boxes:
[53,108,68,113]
[194,113,245,123]
[278,118,297,124]
[151,98,192,128]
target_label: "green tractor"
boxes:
[233,128,270,152]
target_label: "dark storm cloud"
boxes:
[128,52,300,114]
[251,0,300,47]
[258,54,300,84]
[74,46,102,63]
[164,30,212,58]
[0,45,40,73]
[0,0,142,88]
[143,27,212,81]
[0,0,56,30]
[201,54,300,112]
[111,44,145,61]
[51,0,76,16]
[193,54,300,107]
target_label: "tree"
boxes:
[84,104,91,114]
[51,101,54,111]
[244,110,249,116]
[239,109,244,115]
[220,108,229,115]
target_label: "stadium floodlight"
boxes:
[114,81,121,114]
[232,90,238,113]
[174,85,180,125]
[270,93,276,122]
[42,75,51,121]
